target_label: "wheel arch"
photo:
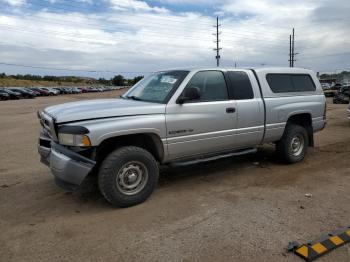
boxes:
[286,113,314,146]
[96,133,165,163]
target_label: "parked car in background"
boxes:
[0,90,10,100]
[103,86,112,91]
[27,88,41,96]
[41,88,60,96]
[87,87,100,92]
[68,87,81,94]
[333,85,350,104]
[9,88,36,99]
[63,87,74,94]
[29,87,50,96]
[321,83,331,90]
[52,87,63,94]
[78,87,89,93]
[24,88,38,96]
[0,88,22,99]
[324,83,342,97]
[50,87,64,94]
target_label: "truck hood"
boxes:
[44,98,166,123]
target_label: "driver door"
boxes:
[165,70,238,160]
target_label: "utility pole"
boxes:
[289,34,292,67]
[213,17,222,67]
[292,28,295,67]
[289,28,298,67]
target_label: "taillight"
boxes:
[323,102,327,120]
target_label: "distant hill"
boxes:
[0,78,92,87]
[0,74,98,87]
[0,73,143,87]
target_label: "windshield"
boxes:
[124,70,189,103]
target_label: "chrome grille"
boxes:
[38,111,57,140]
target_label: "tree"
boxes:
[132,75,144,85]
[98,78,111,85]
[112,75,125,86]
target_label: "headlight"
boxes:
[58,133,91,147]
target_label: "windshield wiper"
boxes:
[126,95,143,101]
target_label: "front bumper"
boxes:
[38,135,96,190]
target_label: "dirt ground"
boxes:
[0,92,349,262]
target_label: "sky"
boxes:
[0,0,349,78]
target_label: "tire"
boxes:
[276,124,309,164]
[98,146,159,207]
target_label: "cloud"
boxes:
[1,0,26,6]
[0,0,349,77]
[108,0,169,13]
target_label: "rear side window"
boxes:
[227,71,254,100]
[266,74,316,93]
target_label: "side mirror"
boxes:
[177,86,200,104]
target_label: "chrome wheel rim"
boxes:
[116,161,148,196]
[290,134,304,156]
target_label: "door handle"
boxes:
[226,107,236,113]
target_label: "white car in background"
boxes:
[41,87,60,95]
[321,83,331,90]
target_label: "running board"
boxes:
[169,148,257,167]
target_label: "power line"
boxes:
[0,25,216,49]
[35,0,346,33]
[5,1,350,37]
[0,12,288,43]
[0,22,289,51]
[0,62,150,74]
[0,19,278,44]
[0,1,296,39]
[298,51,350,60]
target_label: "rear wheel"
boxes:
[276,124,309,164]
[98,146,159,207]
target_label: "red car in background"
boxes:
[78,87,89,93]
[29,87,50,96]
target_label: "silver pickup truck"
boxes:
[38,67,326,207]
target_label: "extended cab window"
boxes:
[227,71,254,100]
[184,71,228,102]
[267,74,316,93]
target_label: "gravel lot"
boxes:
[0,92,349,262]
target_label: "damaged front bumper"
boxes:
[38,133,96,191]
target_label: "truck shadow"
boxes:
[77,145,280,203]
[159,145,278,185]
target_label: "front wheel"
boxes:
[98,146,159,207]
[276,124,309,164]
